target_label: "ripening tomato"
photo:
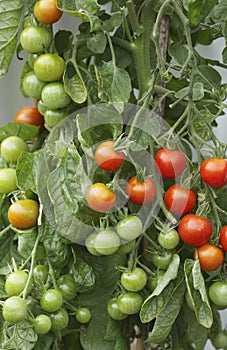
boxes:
[34,0,63,24]
[126,176,156,205]
[164,184,196,216]
[155,148,187,178]
[95,140,125,171]
[86,183,116,212]
[220,226,227,252]
[178,214,212,247]
[8,199,39,229]
[196,243,224,271]
[14,107,44,131]
[200,158,227,187]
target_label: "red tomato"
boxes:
[200,158,227,187]
[178,214,212,247]
[95,140,124,171]
[155,148,187,178]
[164,184,196,216]
[34,0,62,24]
[219,226,227,252]
[14,107,44,131]
[126,176,156,205]
[196,243,224,271]
[86,183,116,212]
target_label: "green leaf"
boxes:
[184,259,213,328]
[183,309,208,350]
[213,0,227,21]
[54,30,74,56]
[17,231,37,259]
[222,47,227,64]
[87,31,107,53]
[188,0,218,26]
[169,42,188,65]
[72,248,96,293]
[104,317,128,350]
[195,65,222,89]
[223,20,227,40]
[0,233,22,275]
[0,122,39,142]
[34,333,54,350]
[5,321,38,350]
[175,82,204,101]
[16,152,40,193]
[64,60,87,104]
[0,0,24,77]
[102,12,123,32]
[94,61,132,103]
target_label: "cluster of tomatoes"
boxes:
[19,0,72,131]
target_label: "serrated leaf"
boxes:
[0,0,24,76]
[64,60,87,103]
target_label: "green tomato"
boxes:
[1,136,28,164]
[3,296,27,324]
[41,82,71,109]
[76,308,91,324]
[22,71,46,99]
[117,239,136,255]
[0,168,17,194]
[107,298,127,320]
[28,53,39,69]
[57,274,77,301]
[158,229,180,250]
[94,229,120,255]
[150,250,173,270]
[44,107,68,130]
[121,268,147,292]
[34,314,52,334]
[33,265,49,284]
[34,53,66,82]
[50,308,69,331]
[117,293,143,315]
[117,215,143,241]
[20,26,51,53]
[85,233,101,256]
[40,289,63,312]
[209,281,227,308]
[211,332,227,349]
[5,270,28,296]
[147,270,165,292]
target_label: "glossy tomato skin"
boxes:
[200,158,227,187]
[34,314,52,334]
[117,293,143,315]
[33,265,49,283]
[220,226,227,252]
[126,176,156,205]
[95,140,124,171]
[120,268,147,292]
[164,184,196,216]
[0,168,17,194]
[209,281,227,308]
[158,229,180,250]
[107,298,127,320]
[5,270,28,296]
[94,229,120,255]
[57,274,76,301]
[211,332,227,349]
[155,148,187,178]
[8,199,39,229]
[86,183,116,212]
[178,214,212,247]
[41,82,71,109]
[34,0,63,24]
[3,296,27,324]
[14,107,44,131]
[34,53,66,82]
[40,289,63,313]
[196,243,224,271]
[20,26,51,53]
[117,215,143,240]
[22,71,46,99]
[1,136,29,164]
[76,308,91,324]
[50,308,69,331]
[150,251,173,270]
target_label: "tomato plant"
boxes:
[8,199,39,229]
[155,148,186,178]
[86,183,116,212]
[164,184,196,216]
[95,140,125,171]
[178,214,212,247]
[14,107,44,131]
[196,243,224,271]
[126,176,156,205]
[1,0,227,349]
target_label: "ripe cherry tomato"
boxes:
[120,267,147,292]
[209,281,227,308]
[1,136,29,164]
[76,308,91,324]
[5,270,28,296]
[95,140,124,171]
[14,107,44,131]
[155,148,187,178]
[0,168,17,194]
[20,26,51,53]
[34,0,63,24]
[3,296,27,324]
[200,158,227,187]
[196,243,224,271]
[34,53,66,82]
[34,314,52,334]
[164,184,196,216]
[220,226,227,252]
[178,214,212,247]
[94,229,120,255]
[8,199,39,229]
[126,176,156,205]
[86,183,116,212]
